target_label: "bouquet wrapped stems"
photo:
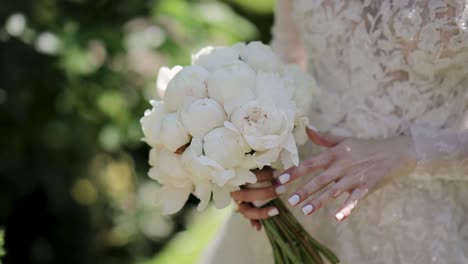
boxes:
[261,199,339,264]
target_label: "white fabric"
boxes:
[200,1,468,263]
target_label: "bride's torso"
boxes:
[292,0,468,139]
[281,1,468,262]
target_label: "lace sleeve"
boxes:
[402,2,468,181]
[271,0,307,67]
[409,110,468,181]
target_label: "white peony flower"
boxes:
[183,137,254,187]
[240,41,281,72]
[293,116,310,145]
[231,42,246,54]
[148,147,193,215]
[140,100,167,147]
[282,64,317,117]
[230,99,299,167]
[192,46,240,72]
[182,137,255,210]
[149,147,192,187]
[203,127,250,168]
[211,185,234,209]
[207,61,256,115]
[180,138,212,211]
[282,66,315,145]
[156,65,183,99]
[164,65,209,111]
[255,71,293,108]
[279,134,300,169]
[231,99,292,150]
[159,113,191,152]
[249,148,282,169]
[180,98,227,137]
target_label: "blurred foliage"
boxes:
[0,229,5,263]
[138,206,231,264]
[0,0,273,264]
[229,0,275,14]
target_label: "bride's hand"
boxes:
[280,127,417,222]
[230,167,285,230]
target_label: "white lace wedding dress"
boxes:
[200,0,468,263]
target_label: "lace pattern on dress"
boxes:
[284,0,468,180]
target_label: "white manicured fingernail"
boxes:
[288,194,300,206]
[335,212,345,221]
[278,173,290,184]
[302,204,313,215]
[267,208,279,217]
[307,125,318,132]
[275,185,286,195]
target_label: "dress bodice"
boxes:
[271,1,468,263]
[279,0,468,139]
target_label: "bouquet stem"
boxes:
[260,199,340,264]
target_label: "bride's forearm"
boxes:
[271,0,307,68]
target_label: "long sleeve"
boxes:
[401,2,468,181]
[409,117,468,181]
[271,0,307,67]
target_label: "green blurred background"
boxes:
[0,0,274,263]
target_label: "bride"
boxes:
[200,0,468,263]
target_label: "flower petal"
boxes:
[293,116,310,145]
[140,101,167,146]
[212,169,236,187]
[228,169,256,186]
[193,181,212,211]
[159,113,191,152]
[281,134,299,167]
[198,155,225,171]
[252,147,282,168]
[164,65,209,111]
[192,46,240,72]
[158,184,192,215]
[157,65,183,99]
[212,185,232,209]
[240,154,257,170]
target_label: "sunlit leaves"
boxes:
[153,0,257,65]
[1,0,273,263]
[230,0,275,14]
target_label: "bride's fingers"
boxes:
[334,187,368,222]
[286,164,344,206]
[231,185,283,203]
[238,203,279,220]
[306,126,346,148]
[276,150,335,185]
[300,177,352,215]
[250,220,262,231]
[252,168,275,182]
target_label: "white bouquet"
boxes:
[141,42,339,264]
